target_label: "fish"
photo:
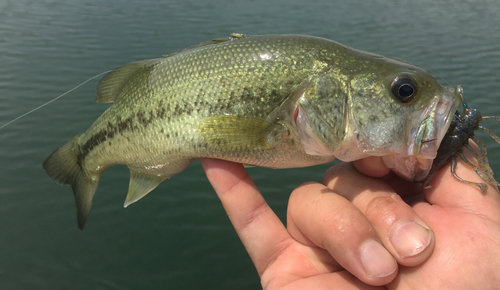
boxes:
[43,33,460,229]
[423,86,500,193]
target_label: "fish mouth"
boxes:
[382,86,460,181]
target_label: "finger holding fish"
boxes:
[287,179,401,285]
[322,163,434,266]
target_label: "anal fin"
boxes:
[124,169,166,208]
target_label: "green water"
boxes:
[1,0,499,289]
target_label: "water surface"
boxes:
[1,0,499,289]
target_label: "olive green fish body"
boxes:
[43,34,459,228]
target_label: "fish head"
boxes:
[295,54,460,181]
[347,58,460,181]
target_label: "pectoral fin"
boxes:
[197,116,284,151]
[124,169,166,208]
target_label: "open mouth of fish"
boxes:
[383,86,461,181]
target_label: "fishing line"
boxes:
[0,70,112,130]
[427,68,454,88]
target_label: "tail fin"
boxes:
[43,135,99,230]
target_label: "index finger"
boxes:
[199,158,291,275]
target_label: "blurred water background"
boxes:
[0,0,499,289]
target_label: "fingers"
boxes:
[288,161,436,286]
[354,157,423,199]
[199,158,291,276]
[323,163,434,265]
[287,181,398,286]
[353,156,392,178]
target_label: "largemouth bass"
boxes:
[43,34,459,229]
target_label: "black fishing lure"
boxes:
[423,86,500,193]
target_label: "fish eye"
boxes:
[391,77,418,103]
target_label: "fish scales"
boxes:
[43,34,460,228]
[80,36,340,171]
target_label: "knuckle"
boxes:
[329,204,367,236]
[362,194,402,226]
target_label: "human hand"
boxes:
[200,152,500,289]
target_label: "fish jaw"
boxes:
[382,86,460,181]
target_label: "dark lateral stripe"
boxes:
[78,111,159,163]
[77,85,288,164]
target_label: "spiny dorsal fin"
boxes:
[162,33,247,58]
[96,58,161,104]
[124,169,166,208]
[97,34,247,103]
[196,115,283,151]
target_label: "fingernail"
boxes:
[360,239,397,278]
[391,220,431,258]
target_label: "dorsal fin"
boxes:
[96,58,161,103]
[96,34,247,104]
[162,33,247,58]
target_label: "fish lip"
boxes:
[408,87,460,157]
[382,86,460,181]
[407,86,461,180]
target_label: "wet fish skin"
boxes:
[43,34,452,229]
